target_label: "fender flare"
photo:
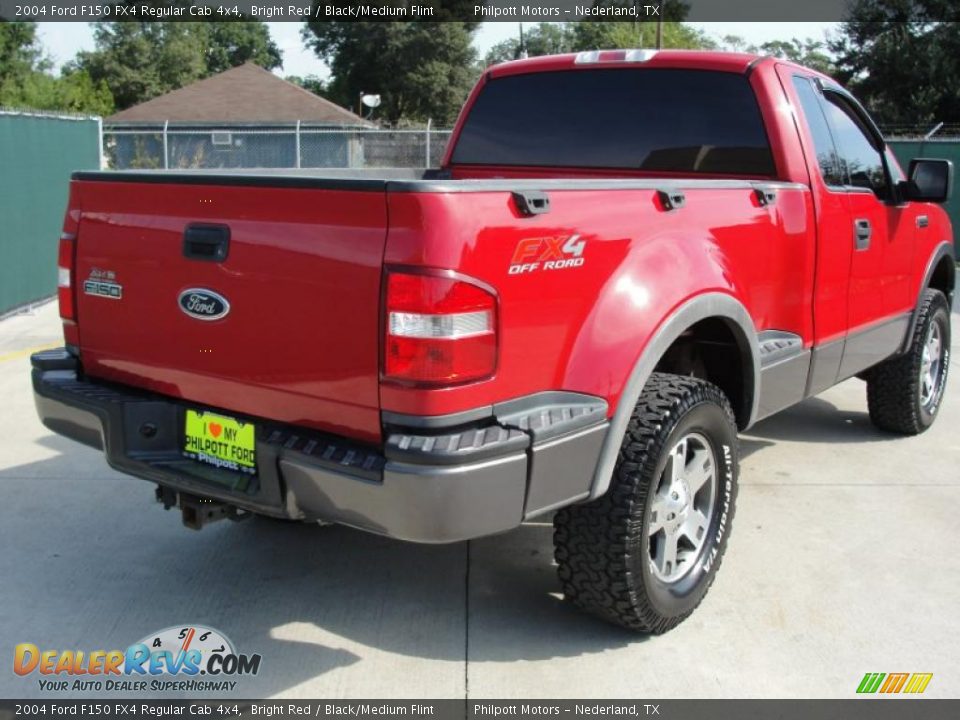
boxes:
[901,241,956,354]
[588,292,761,500]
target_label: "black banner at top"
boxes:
[3,0,960,23]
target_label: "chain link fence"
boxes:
[103,126,454,170]
[880,123,960,140]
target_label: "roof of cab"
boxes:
[487,50,767,79]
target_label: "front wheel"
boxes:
[866,289,951,435]
[553,373,739,633]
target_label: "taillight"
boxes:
[57,232,76,321]
[384,272,497,385]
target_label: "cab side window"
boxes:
[820,95,890,199]
[792,76,844,186]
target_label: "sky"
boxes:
[37,21,839,79]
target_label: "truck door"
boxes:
[783,72,854,393]
[815,87,917,376]
[784,72,915,387]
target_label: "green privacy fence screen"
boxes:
[0,110,100,316]
[889,140,960,256]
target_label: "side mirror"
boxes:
[899,158,953,203]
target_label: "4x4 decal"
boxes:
[508,235,586,275]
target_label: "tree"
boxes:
[206,21,283,74]
[829,1,960,125]
[286,75,329,97]
[484,23,574,66]
[484,21,715,67]
[302,21,478,126]
[0,21,45,74]
[0,21,114,114]
[0,21,47,103]
[75,20,282,111]
[757,39,834,75]
[570,21,716,52]
[13,68,114,115]
[75,24,204,111]
[717,35,834,76]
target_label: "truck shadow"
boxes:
[0,436,633,699]
[0,383,911,697]
[741,395,889,453]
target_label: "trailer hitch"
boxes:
[155,486,250,530]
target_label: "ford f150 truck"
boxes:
[32,50,954,633]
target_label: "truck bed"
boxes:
[67,169,814,446]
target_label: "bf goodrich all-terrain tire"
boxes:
[554,372,739,633]
[866,289,951,435]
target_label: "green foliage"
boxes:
[75,19,282,111]
[302,21,478,126]
[286,75,329,97]
[0,21,113,114]
[484,23,572,65]
[12,68,114,116]
[758,39,834,75]
[0,21,47,78]
[717,35,835,76]
[75,24,203,111]
[829,1,960,125]
[484,21,715,67]
[572,22,716,53]
[206,21,283,75]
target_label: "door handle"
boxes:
[854,218,872,251]
[183,224,230,262]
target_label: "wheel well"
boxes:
[653,317,752,429]
[929,254,956,305]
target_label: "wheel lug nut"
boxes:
[667,513,675,520]
[671,492,679,500]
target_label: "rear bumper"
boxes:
[32,349,608,543]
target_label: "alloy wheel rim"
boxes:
[648,432,718,583]
[920,322,944,409]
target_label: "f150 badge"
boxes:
[508,234,586,275]
[178,288,230,321]
[83,268,122,299]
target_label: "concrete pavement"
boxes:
[0,300,957,699]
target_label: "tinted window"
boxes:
[792,76,844,186]
[885,148,904,183]
[452,69,775,175]
[821,95,888,197]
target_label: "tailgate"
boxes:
[73,177,387,443]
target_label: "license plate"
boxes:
[183,409,256,475]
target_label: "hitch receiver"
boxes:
[155,486,249,530]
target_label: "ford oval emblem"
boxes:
[178,288,230,321]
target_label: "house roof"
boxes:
[106,63,369,126]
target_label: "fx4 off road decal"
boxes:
[509,235,586,275]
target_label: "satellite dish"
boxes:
[361,94,382,109]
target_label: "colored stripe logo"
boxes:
[857,672,933,694]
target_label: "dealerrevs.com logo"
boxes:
[13,625,261,693]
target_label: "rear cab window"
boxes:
[451,68,775,176]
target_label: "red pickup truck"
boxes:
[33,50,954,633]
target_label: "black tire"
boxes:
[866,289,951,435]
[554,372,739,633]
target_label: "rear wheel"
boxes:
[553,373,738,633]
[866,289,951,435]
